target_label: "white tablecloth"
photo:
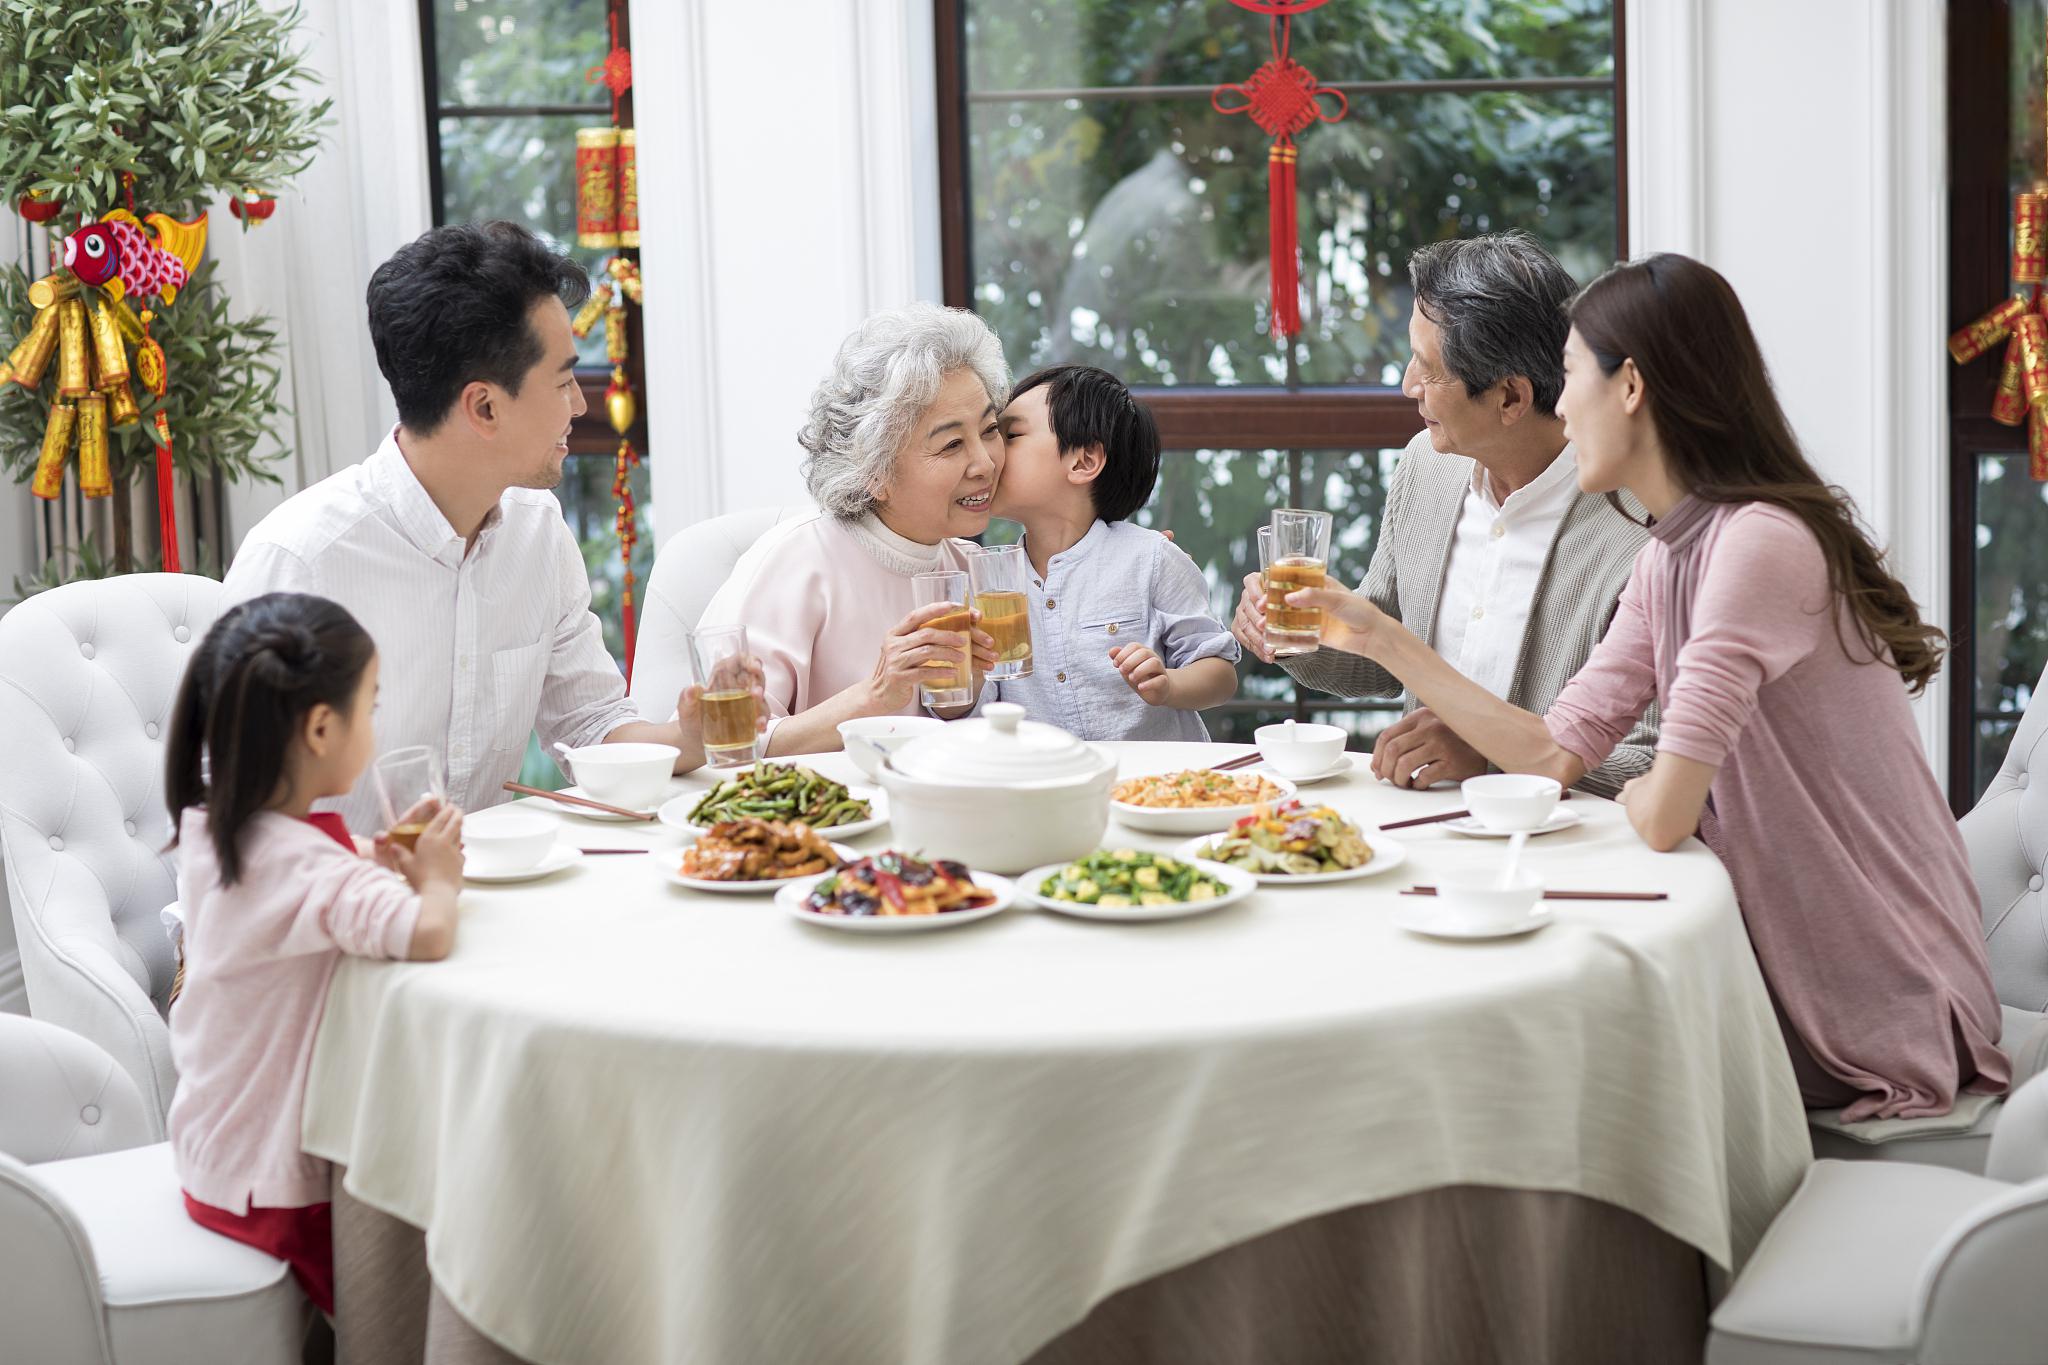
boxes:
[302,743,1811,1365]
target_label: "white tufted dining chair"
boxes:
[627,504,814,719]
[0,572,222,1135]
[1707,1069,2048,1365]
[0,1012,304,1365]
[1805,664,2048,1172]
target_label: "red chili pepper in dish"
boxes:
[873,868,907,909]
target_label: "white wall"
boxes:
[632,0,943,544]
[1628,0,1948,764]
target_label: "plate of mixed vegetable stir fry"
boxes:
[778,850,1013,932]
[662,763,885,840]
[1181,800,1406,883]
[1022,848,1255,921]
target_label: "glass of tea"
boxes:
[689,623,762,768]
[911,569,975,708]
[1263,508,1333,657]
[966,543,1033,679]
[373,745,446,849]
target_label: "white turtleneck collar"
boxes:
[846,511,948,578]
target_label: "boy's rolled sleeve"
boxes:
[1152,540,1242,670]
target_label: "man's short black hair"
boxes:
[366,221,592,433]
[1009,364,1160,523]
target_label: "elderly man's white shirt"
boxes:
[1431,443,1580,702]
[219,429,640,832]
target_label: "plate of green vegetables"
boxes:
[660,763,886,841]
[1020,848,1254,922]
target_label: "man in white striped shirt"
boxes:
[221,222,714,833]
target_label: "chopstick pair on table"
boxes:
[1399,886,1667,903]
[1376,790,1576,831]
[502,780,652,854]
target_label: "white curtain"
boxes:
[209,0,433,547]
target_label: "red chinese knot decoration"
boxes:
[1211,0,1345,339]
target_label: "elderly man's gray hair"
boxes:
[1407,231,1577,416]
[800,303,1011,521]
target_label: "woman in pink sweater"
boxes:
[1293,254,2007,1121]
[165,592,465,1314]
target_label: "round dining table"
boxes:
[302,742,1812,1365]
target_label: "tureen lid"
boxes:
[889,702,1103,785]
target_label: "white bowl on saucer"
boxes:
[1431,872,1545,933]
[558,742,678,810]
[1459,773,1562,833]
[461,810,559,875]
[1254,721,1347,779]
[837,715,947,781]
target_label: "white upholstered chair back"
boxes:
[1962,662,2048,1019]
[0,573,222,1135]
[627,505,814,719]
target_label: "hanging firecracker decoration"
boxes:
[1951,30,2048,478]
[566,0,643,670]
[6,172,208,569]
[1210,0,1346,339]
[228,188,278,226]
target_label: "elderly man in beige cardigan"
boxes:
[1233,232,1657,797]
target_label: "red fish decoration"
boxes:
[62,210,208,305]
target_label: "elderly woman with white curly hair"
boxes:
[694,303,1006,754]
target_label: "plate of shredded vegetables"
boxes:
[1181,800,1406,884]
[779,851,1013,932]
[1021,849,1254,921]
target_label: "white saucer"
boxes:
[1441,808,1582,838]
[779,870,1014,932]
[1174,831,1407,885]
[543,787,662,822]
[1394,903,1553,940]
[1262,754,1354,785]
[463,844,583,883]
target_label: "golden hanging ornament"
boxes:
[6,302,61,388]
[76,394,110,497]
[31,400,75,499]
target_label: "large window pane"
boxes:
[434,0,611,107]
[963,1,1617,385]
[437,113,614,367]
[966,0,1615,93]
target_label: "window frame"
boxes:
[415,0,646,457]
[934,0,1628,723]
[1946,3,2022,812]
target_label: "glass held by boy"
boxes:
[989,364,1240,742]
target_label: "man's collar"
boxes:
[367,427,503,566]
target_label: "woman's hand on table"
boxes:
[1232,573,1275,663]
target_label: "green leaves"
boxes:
[0,0,330,217]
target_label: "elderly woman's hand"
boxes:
[869,601,980,713]
[1232,572,1274,664]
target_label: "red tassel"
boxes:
[1268,140,1300,338]
[153,410,180,573]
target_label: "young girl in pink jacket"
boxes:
[164,591,464,1314]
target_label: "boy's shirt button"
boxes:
[1056,671,1067,683]
[1045,599,1056,610]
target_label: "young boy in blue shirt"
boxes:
[988,364,1239,741]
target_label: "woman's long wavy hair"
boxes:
[1568,253,1944,693]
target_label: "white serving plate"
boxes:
[1107,773,1299,835]
[778,868,1013,933]
[663,832,861,894]
[1174,830,1407,885]
[658,785,888,842]
[1019,857,1256,922]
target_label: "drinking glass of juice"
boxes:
[373,745,446,849]
[690,624,763,768]
[911,569,975,708]
[1263,508,1333,657]
[966,543,1033,680]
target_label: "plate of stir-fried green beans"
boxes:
[660,763,885,840]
